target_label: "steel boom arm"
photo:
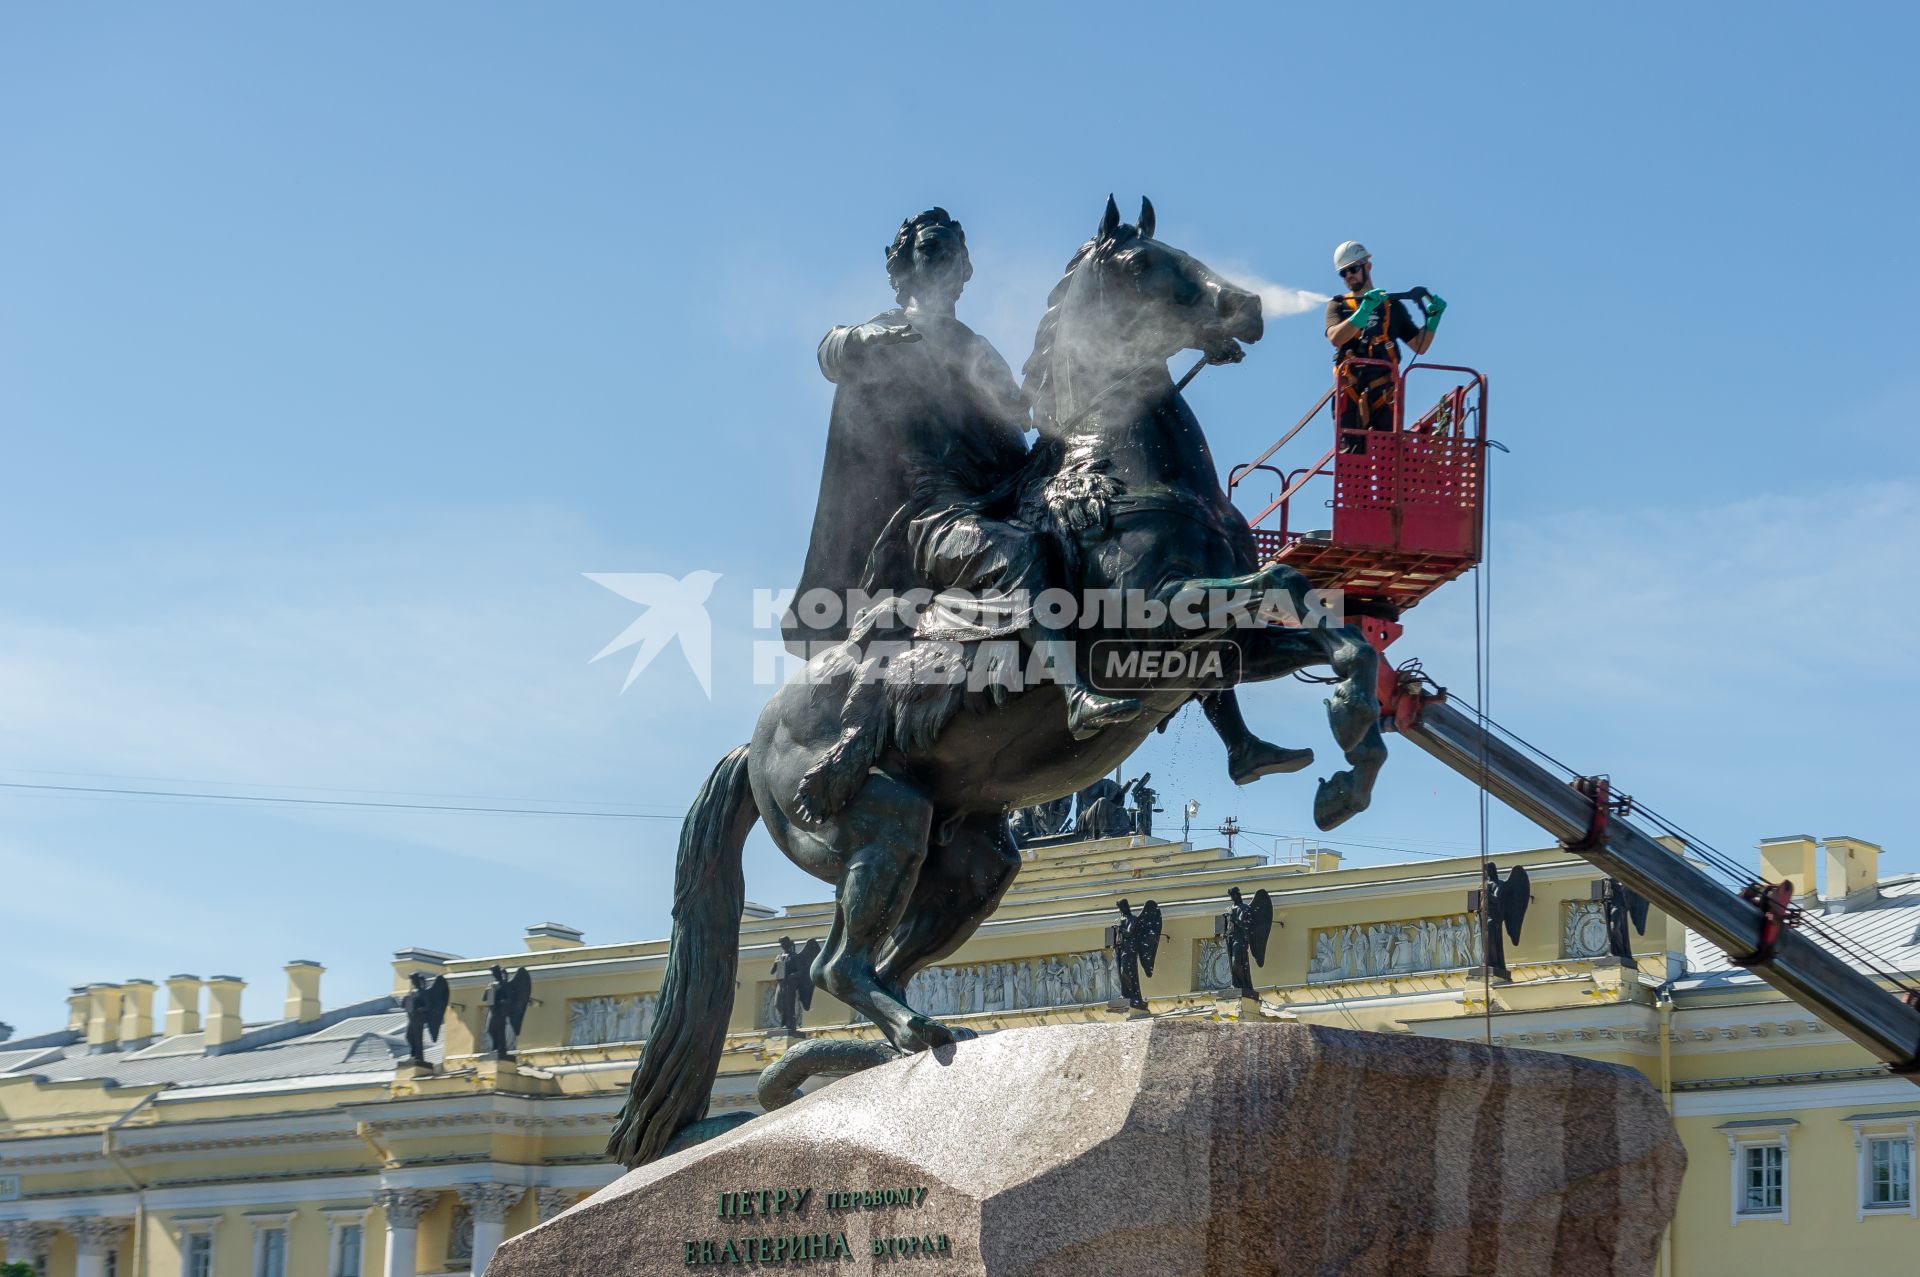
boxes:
[1399,698,1920,1077]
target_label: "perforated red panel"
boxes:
[1332,432,1481,560]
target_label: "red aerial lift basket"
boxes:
[1228,360,1489,613]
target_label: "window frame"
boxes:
[323,1207,372,1277]
[1719,1118,1796,1227]
[1847,1111,1919,1220]
[183,1232,214,1277]
[170,1215,221,1277]
[244,1211,294,1277]
[1739,1143,1786,1217]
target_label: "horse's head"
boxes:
[1026,196,1263,423]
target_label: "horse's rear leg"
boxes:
[808,773,957,1054]
[873,811,1022,994]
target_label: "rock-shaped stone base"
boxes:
[490,1020,1683,1277]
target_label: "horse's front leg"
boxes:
[1211,609,1388,832]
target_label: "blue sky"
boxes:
[3,6,1916,1030]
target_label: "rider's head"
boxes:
[1334,240,1373,293]
[887,208,972,309]
[779,936,797,954]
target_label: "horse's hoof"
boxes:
[1228,740,1314,785]
[1324,688,1379,754]
[1313,770,1373,832]
[895,1014,957,1054]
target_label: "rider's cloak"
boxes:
[782,307,1031,653]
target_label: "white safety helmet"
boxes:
[1333,240,1371,272]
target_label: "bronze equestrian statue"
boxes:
[608,198,1388,1167]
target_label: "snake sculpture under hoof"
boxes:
[606,198,1390,1169]
[755,1038,910,1112]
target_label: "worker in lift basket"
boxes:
[1324,241,1446,446]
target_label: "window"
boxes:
[1846,1112,1918,1219]
[1741,1144,1785,1215]
[1867,1136,1913,1209]
[333,1223,364,1277]
[256,1227,287,1277]
[105,1251,117,1277]
[324,1209,371,1277]
[185,1234,214,1277]
[1720,1118,1796,1225]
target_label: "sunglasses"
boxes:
[1340,263,1369,278]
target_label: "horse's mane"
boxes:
[1021,227,1137,427]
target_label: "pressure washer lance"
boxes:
[1388,286,1434,321]
[1173,288,1433,394]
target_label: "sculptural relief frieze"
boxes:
[904,950,1119,1016]
[1306,912,1482,983]
[567,993,660,1047]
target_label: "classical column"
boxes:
[0,1221,60,1270]
[65,1217,129,1277]
[375,1189,436,1277]
[457,1184,526,1275]
[534,1189,578,1223]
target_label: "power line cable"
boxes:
[0,765,684,812]
[0,780,680,820]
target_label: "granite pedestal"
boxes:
[489,1020,1684,1277]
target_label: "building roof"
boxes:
[1682,874,1920,988]
[0,1008,431,1093]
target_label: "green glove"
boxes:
[1423,292,1447,333]
[1347,288,1386,330]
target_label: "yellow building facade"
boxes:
[2,832,1914,1275]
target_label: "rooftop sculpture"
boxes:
[483,965,532,1059]
[1107,899,1162,1011]
[1222,886,1275,999]
[398,972,449,1068]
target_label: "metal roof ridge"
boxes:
[203,994,400,1057]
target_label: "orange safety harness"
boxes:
[1334,292,1402,429]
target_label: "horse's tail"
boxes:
[606,745,757,1168]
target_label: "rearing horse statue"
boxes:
[608,197,1388,1167]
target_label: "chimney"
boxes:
[66,988,90,1033]
[283,961,324,1023]
[164,975,203,1037]
[1822,836,1882,908]
[118,979,157,1047]
[84,983,123,1054]
[1758,835,1818,900]
[523,922,584,953]
[203,975,246,1050]
[391,948,455,997]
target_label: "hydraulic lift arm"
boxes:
[1398,697,1920,1078]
